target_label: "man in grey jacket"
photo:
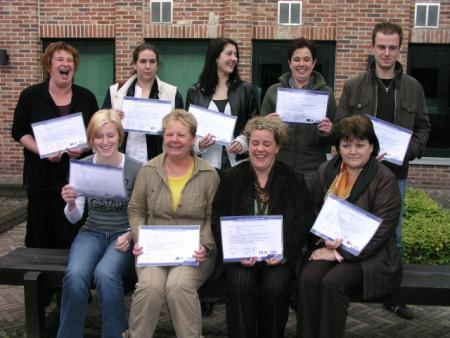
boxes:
[336,21,430,320]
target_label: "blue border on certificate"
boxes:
[276,88,329,124]
[122,97,171,135]
[137,225,200,267]
[69,159,127,200]
[188,104,237,146]
[311,195,382,256]
[32,112,87,158]
[220,215,283,262]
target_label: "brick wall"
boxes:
[0,0,449,188]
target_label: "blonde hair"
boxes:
[42,41,80,81]
[243,116,289,146]
[86,109,124,148]
[162,109,197,137]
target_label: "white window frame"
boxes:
[414,2,440,28]
[150,0,173,24]
[278,1,302,26]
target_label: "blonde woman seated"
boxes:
[127,110,220,337]
[58,109,141,338]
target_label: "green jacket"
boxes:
[261,72,337,172]
[336,61,430,178]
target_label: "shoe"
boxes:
[383,304,414,320]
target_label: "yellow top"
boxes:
[167,163,194,212]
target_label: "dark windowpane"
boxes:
[162,2,171,23]
[428,5,438,27]
[291,3,300,24]
[279,3,289,24]
[415,5,426,26]
[151,2,161,23]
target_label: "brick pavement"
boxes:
[0,221,449,337]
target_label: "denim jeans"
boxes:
[57,227,134,338]
[395,179,406,257]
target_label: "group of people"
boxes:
[11,20,429,338]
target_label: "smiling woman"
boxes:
[211,116,315,337]
[11,41,98,250]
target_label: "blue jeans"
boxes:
[57,228,133,338]
[395,179,406,256]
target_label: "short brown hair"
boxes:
[333,114,379,156]
[86,109,124,148]
[244,116,289,147]
[162,109,197,137]
[42,41,80,81]
[372,22,403,47]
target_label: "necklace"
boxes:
[377,78,394,93]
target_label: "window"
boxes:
[151,0,172,23]
[278,1,302,25]
[414,3,439,28]
[408,44,450,157]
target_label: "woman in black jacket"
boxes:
[186,38,259,170]
[212,117,314,338]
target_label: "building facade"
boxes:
[0,0,449,189]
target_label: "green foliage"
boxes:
[403,188,450,265]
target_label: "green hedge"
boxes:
[403,188,450,265]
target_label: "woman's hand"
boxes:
[240,257,257,267]
[115,231,132,252]
[265,112,281,121]
[325,238,342,250]
[199,133,216,149]
[132,242,143,257]
[309,248,337,261]
[118,110,125,119]
[318,117,333,133]
[66,147,86,159]
[61,184,79,211]
[228,141,242,154]
[47,151,63,163]
[193,244,208,263]
[265,256,283,266]
[376,152,386,161]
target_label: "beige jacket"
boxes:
[128,153,220,251]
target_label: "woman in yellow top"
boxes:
[127,109,220,338]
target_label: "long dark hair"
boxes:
[198,38,242,95]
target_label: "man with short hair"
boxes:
[336,22,431,320]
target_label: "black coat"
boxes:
[211,160,315,268]
[11,81,98,191]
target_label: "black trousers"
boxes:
[297,260,363,338]
[26,189,82,249]
[225,262,293,338]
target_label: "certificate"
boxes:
[69,160,126,199]
[368,115,413,166]
[32,113,87,158]
[310,195,382,256]
[136,225,200,267]
[220,215,283,262]
[121,97,172,134]
[275,88,329,124]
[188,104,237,146]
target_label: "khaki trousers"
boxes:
[128,255,215,338]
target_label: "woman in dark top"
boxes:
[297,114,402,338]
[102,43,184,162]
[11,41,98,249]
[212,117,314,337]
[186,38,259,170]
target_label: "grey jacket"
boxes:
[261,72,337,172]
[336,61,430,178]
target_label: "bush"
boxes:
[403,188,450,265]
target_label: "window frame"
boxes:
[150,0,173,24]
[414,2,440,28]
[278,1,302,26]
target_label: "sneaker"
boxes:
[383,304,414,320]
